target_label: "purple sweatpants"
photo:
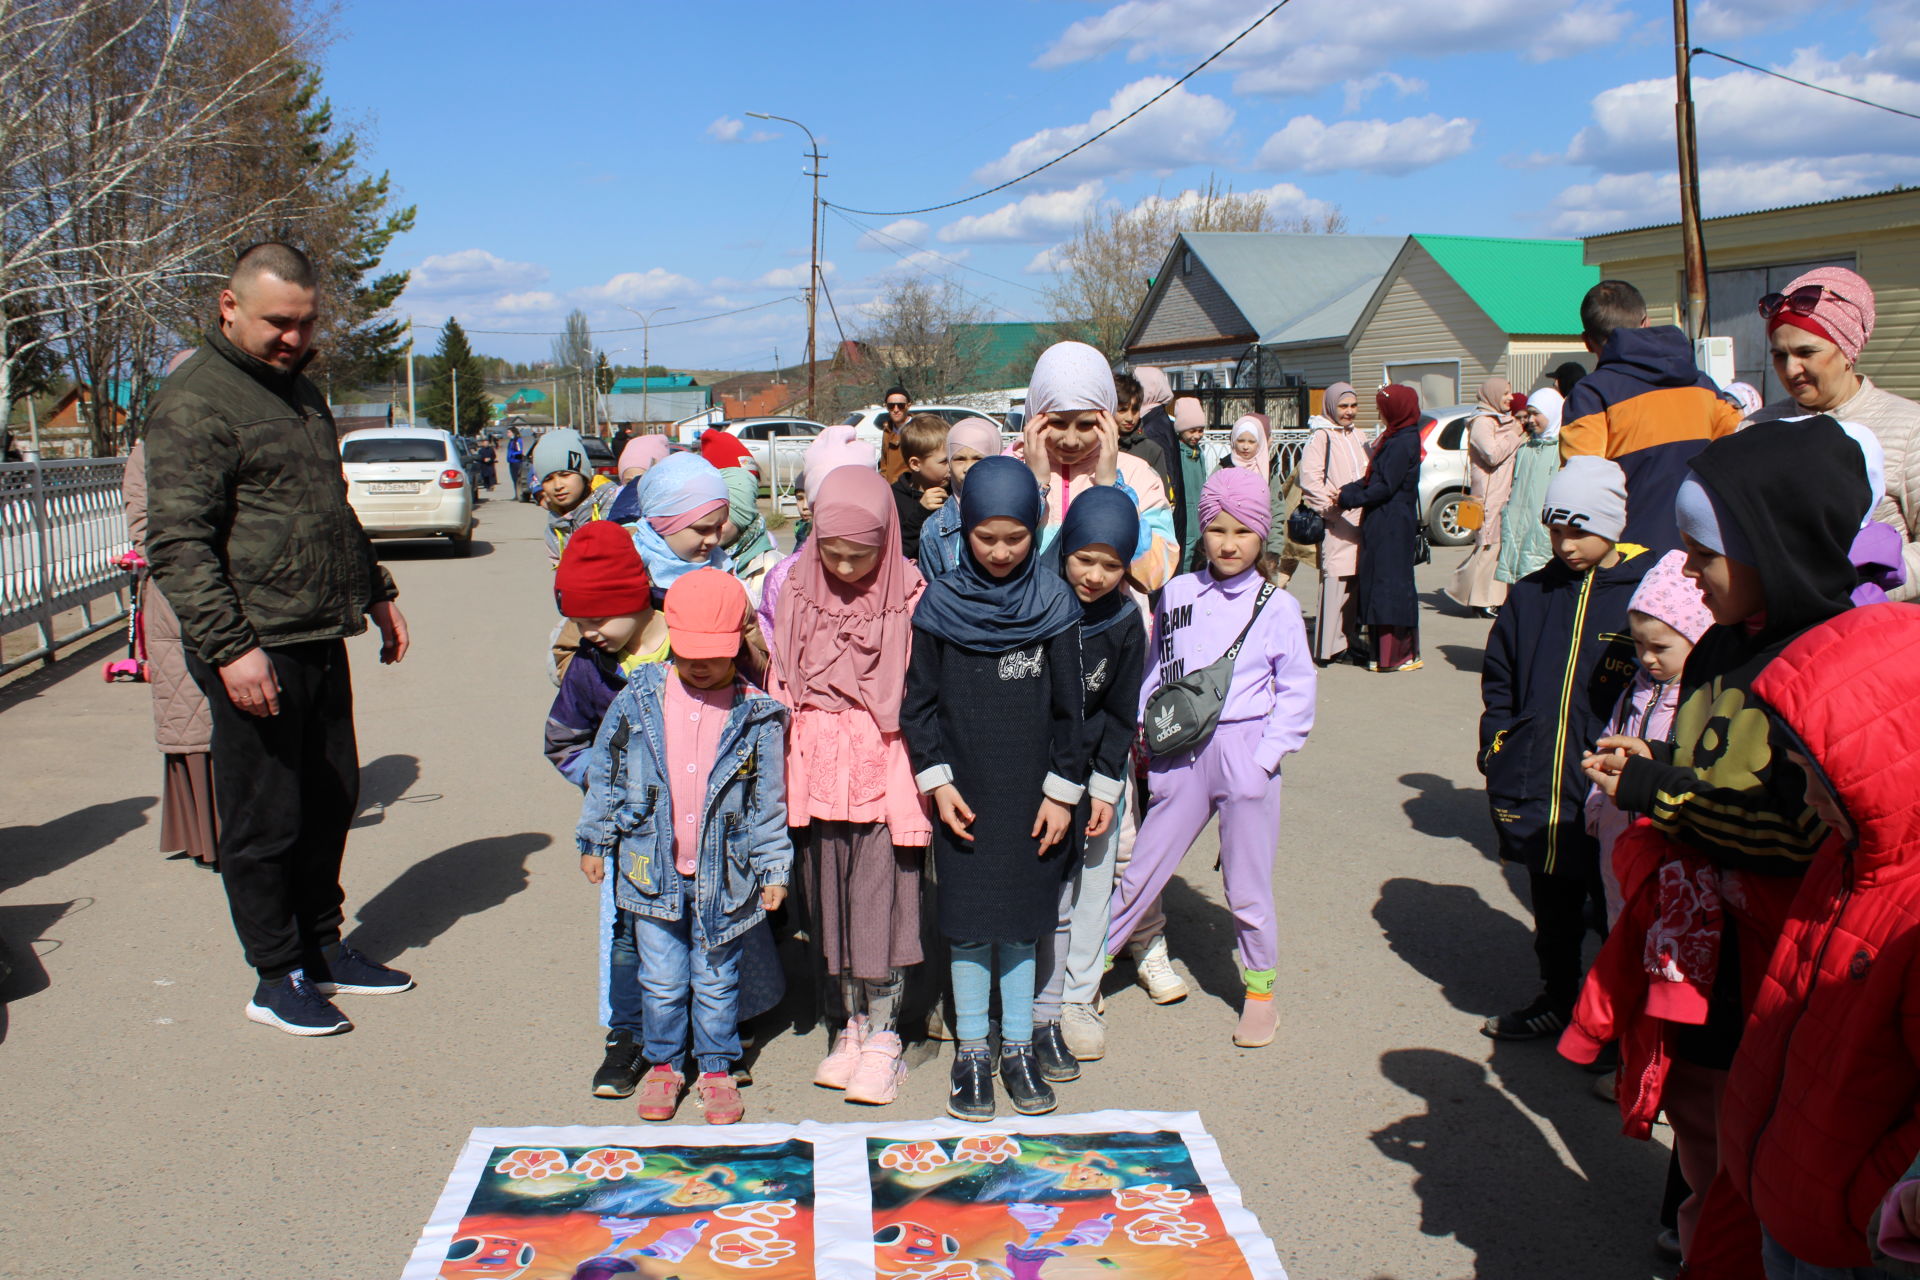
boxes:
[1106,719,1282,973]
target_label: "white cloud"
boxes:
[1036,0,1630,97]
[1548,159,1878,234]
[882,248,973,274]
[706,115,776,144]
[407,249,548,297]
[1342,71,1427,114]
[1691,0,1823,42]
[489,291,564,315]
[938,182,1105,244]
[755,261,836,289]
[857,218,929,251]
[1255,113,1476,175]
[1025,245,1069,276]
[573,268,705,306]
[972,79,1233,185]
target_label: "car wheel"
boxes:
[448,524,474,557]
[1425,491,1473,548]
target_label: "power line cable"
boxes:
[828,205,1053,298]
[1691,47,1920,122]
[827,0,1295,218]
[413,295,801,338]
[831,207,1038,322]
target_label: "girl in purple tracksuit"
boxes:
[1107,467,1316,1049]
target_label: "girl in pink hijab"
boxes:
[769,465,928,1106]
[1228,414,1271,479]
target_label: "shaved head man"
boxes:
[220,242,319,370]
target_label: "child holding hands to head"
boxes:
[1107,468,1316,1049]
[769,465,929,1106]
[575,569,790,1127]
[903,455,1089,1123]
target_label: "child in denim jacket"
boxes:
[576,568,790,1125]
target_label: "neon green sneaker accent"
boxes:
[1243,967,1277,996]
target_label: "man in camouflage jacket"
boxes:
[146,242,416,1036]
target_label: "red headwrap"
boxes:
[1365,385,1422,483]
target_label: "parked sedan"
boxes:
[341,425,475,555]
[706,417,827,485]
[1415,404,1483,548]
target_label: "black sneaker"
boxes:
[999,1044,1057,1116]
[593,1030,648,1098]
[948,1049,995,1123]
[1481,994,1571,1041]
[246,970,352,1036]
[312,944,413,996]
[1032,1023,1081,1083]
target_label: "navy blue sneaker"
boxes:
[312,944,413,996]
[246,970,352,1036]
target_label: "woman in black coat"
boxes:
[1338,385,1424,672]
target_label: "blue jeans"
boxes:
[608,907,644,1035]
[1761,1230,1898,1280]
[632,910,743,1075]
[951,939,1037,1045]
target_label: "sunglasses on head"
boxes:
[1758,283,1851,320]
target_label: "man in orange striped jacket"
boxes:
[1559,281,1742,551]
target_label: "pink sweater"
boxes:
[663,670,733,876]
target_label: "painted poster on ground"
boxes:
[402,1111,1284,1280]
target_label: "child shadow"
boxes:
[1372,1048,1670,1278]
[1398,772,1503,865]
[1437,643,1485,675]
[0,898,94,1042]
[1371,877,1533,1018]
[0,796,155,892]
[344,832,548,962]
[352,753,435,828]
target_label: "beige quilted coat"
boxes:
[124,442,211,753]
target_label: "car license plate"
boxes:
[364,481,420,494]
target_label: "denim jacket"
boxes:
[576,664,791,945]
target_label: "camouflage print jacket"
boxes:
[145,329,397,667]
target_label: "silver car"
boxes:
[340,425,476,556]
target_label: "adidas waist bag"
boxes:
[1141,582,1275,758]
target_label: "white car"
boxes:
[340,425,475,555]
[704,417,828,485]
[1415,405,1485,548]
[840,404,1004,442]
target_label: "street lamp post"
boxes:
[620,307,677,433]
[746,111,824,420]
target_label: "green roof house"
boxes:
[949,322,1056,391]
[1346,234,1599,422]
[611,375,698,394]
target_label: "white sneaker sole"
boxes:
[1141,979,1188,1005]
[245,1001,351,1036]
[312,979,414,996]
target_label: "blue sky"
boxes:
[319,0,1920,371]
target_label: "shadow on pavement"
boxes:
[1437,643,1485,675]
[1372,877,1533,1018]
[344,831,549,961]
[0,796,155,891]
[1371,1047,1671,1279]
[371,538,495,560]
[1398,772,1500,861]
[1159,874,1243,1006]
[0,898,94,1040]
[353,753,436,828]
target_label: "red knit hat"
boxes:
[554,522,652,617]
[663,567,747,659]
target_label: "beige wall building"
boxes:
[1583,188,1920,404]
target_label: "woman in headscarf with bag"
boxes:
[1300,382,1370,665]
[1741,265,1920,601]
[1337,385,1425,672]
[1497,389,1564,586]
[1446,377,1525,618]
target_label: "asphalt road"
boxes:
[0,498,1676,1279]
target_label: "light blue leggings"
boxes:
[950,939,1037,1046]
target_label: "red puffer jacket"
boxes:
[1720,603,1920,1268]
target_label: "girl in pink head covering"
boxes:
[1228,414,1270,479]
[1302,382,1369,662]
[1446,378,1525,617]
[1108,465,1316,1050]
[769,465,929,1105]
[754,424,882,648]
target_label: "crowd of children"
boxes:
[533,339,1318,1130]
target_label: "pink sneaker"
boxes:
[695,1071,744,1125]
[813,1017,867,1090]
[634,1065,683,1121]
[845,1030,907,1105]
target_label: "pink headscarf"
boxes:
[773,466,922,732]
[1133,365,1173,410]
[1628,549,1714,645]
[1198,467,1272,539]
[1769,265,1876,364]
[1172,396,1206,430]
[1230,413,1270,478]
[802,425,877,497]
[946,417,1001,463]
[1725,381,1763,416]
[618,433,671,480]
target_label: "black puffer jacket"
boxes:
[146,329,396,667]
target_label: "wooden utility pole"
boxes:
[748,113,824,419]
[1674,0,1710,338]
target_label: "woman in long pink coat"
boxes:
[1299,382,1370,665]
[1445,377,1523,616]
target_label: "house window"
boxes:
[1707,256,1854,403]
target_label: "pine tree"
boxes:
[418,318,492,435]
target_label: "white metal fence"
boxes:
[0,458,132,673]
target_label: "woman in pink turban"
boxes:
[1744,265,1920,601]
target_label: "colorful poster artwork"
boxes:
[407,1125,813,1280]
[403,1113,1284,1280]
[865,1128,1253,1279]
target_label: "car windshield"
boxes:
[343,438,446,463]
